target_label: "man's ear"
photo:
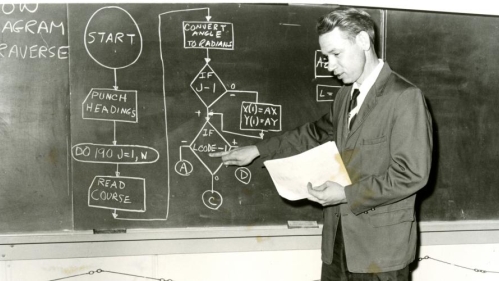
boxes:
[355,31,372,51]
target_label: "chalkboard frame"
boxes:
[1,221,499,261]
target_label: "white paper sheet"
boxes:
[263,141,351,201]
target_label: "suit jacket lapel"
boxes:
[336,85,353,151]
[348,63,393,137]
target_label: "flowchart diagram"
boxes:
[71,6,161,220]
[71,6,284,223]
[160,7,282,210]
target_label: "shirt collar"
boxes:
[353,59,384,94]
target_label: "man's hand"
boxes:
[209,145,260,166]
[307,181,347,206]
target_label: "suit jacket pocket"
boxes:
[360,135,389,176]
[369,208,415,227]
[362,135,387,145]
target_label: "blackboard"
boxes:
[386,10,499,221]
[67,3,386,231]
[9,2,497,235]
[0,4,71,233]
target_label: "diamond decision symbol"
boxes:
[190,122,231,175]
[190,64,227,108]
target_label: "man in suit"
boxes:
[210,7,432,281]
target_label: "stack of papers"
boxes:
[263,141,351,200]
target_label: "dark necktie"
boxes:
[348,88,360,130]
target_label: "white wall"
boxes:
[0,250,321,281]
[413,244,499,281]
[1,244,499,281]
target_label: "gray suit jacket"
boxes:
[257,63,433,273]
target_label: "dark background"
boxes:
[387,10,499,221]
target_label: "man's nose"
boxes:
[327,56,337,72]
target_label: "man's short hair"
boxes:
[317,7,376,44]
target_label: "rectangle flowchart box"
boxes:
[82,88,138,123]
[88,176,146,212]
[183,21,234,50]
[240,102,281,132]
[316,84,341,102]
[314,50,332,78]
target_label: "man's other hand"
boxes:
[307,181,347,206]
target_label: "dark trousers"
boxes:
[321,219,410,281]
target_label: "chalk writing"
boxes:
[88,176,146,212]
[84,6,142,69]
[190,64,227,108]
[240,102,281,131]
[166,7,282,210]
[0,44,68,59]
[235,167,251,185]
[314,50,332,78]
[316,84,340,102]
[190,121,231,175]
[72,144,159,164]
[82,88,138,123]
[71,6,165,221]
[1,3,38,15]
[1,20,64,34]
[184,21,234,50]
[0,4,68,60]
[86,32,136,44]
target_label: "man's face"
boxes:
[319,28,366,84]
